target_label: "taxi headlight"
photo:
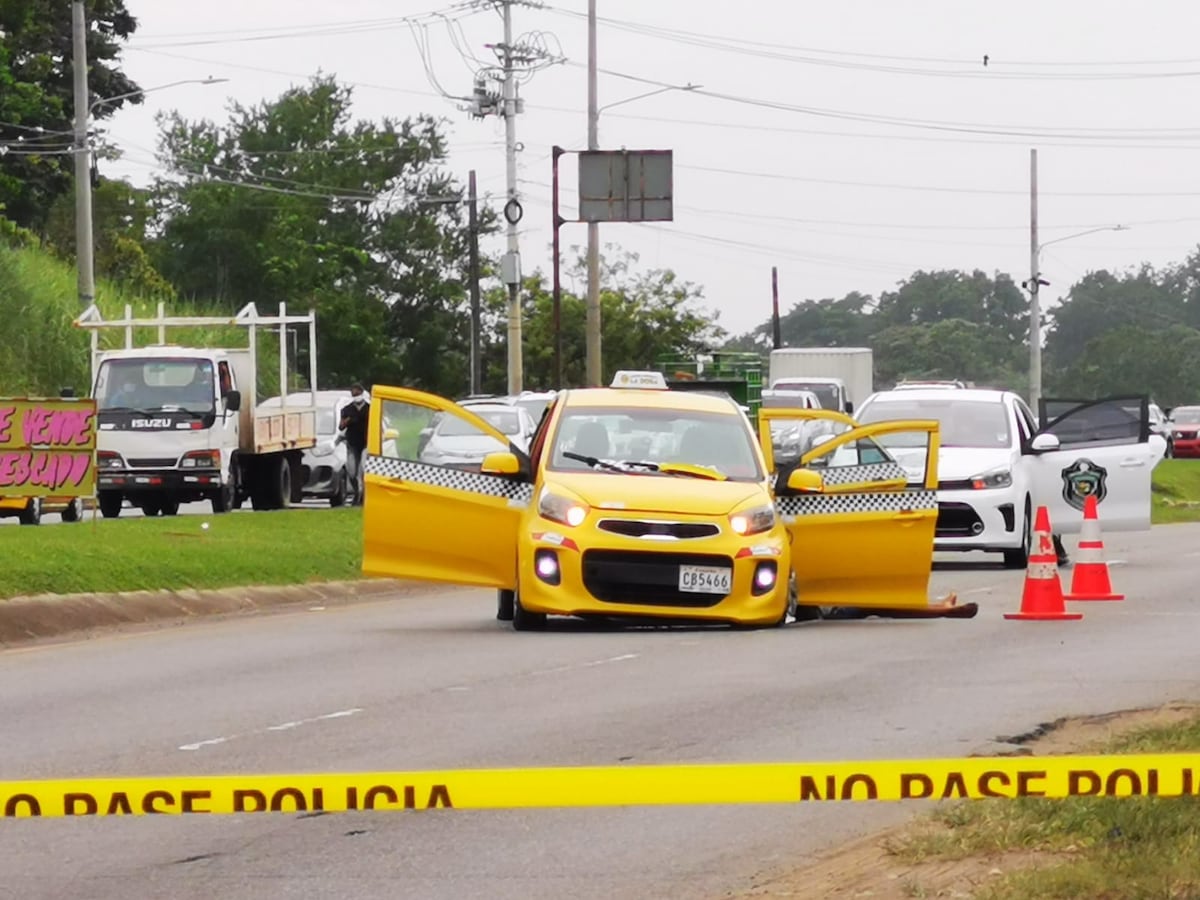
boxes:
[969,467,1012,490]
[729,503,776,536]
[538,487,589,528]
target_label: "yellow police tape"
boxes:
[4,754,1199,818]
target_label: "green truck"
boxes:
[654,352,765,425]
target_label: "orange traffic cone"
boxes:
[1004,506,1083,621]
[1064,494,1124,601]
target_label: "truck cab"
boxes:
[92,348,242,517]
[76,301,319,518]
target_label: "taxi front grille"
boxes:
[597,519,720,540]
[581,550,731,607]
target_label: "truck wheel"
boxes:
[212,480,236,514]
[161,500,180,516]
[142,499,163,517]
[99,493,123,519]
[61,498,82,523]
[18,498,42,526]
[275,457,293,509]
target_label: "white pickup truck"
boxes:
[74,302,318,517]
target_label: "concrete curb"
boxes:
[0,579,428,649]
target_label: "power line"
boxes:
[543,5,1200,76]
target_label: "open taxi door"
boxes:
[1028,396,1164,534]
[363,387,534,590]
[758,409,941,610]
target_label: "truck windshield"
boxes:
[96,358,216,414]
[772,381,839,410]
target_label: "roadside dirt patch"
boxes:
[729,702,1200,899]
[0,578,446,649]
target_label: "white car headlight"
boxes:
[729,503,776,536]
[969,467,1013,490]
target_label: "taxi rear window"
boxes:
[548,407,762,480]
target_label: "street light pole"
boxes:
[1028,149,1039,409]
[584,0,601,387]
[72,1,95,309]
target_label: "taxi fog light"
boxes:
[729,503,776,536]
[752,561,778,596]
[534,549,561,585]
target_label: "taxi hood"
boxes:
[545,472,768,516]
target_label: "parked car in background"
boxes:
[510,390,557,423]
[258,390,361,506]
[0,496,87,525]
[1168,405,1200,458]
[418,401,537,469]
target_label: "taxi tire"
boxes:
[497,589,515,621]
[512,590,546,631]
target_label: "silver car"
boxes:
[418,402,536,469]
[259,390,360,506]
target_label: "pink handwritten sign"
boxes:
[0,399,97,498]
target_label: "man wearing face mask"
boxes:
[338,383,370,506]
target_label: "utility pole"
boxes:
[771,267,782,349]
[1028,148,1040,411]
[584,0,602,387]
[468,170,482,396]
[500,0,524,394]
[72,1,95,309]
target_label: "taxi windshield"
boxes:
[549,406,763,481]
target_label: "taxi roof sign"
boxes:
[611,370,668,389]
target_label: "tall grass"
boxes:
[0,242,308,401]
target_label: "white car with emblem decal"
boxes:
[853,387,1165,568]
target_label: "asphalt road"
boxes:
[4,525,1200,900]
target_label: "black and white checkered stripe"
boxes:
[819,462,910,485]
[365,455,534,504]
[777,490,937,518]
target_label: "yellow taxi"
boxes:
[362,372,941,630]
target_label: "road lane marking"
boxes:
[178,707,364,752]
[528,653,639,676]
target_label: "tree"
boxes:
[1044,265,1187,375]
[1056,324,1200,408]
[43,176,174,298]
[875,269,1027,342]
[149,76,485,392]
[0,0,141,232]
[479,248,726,392]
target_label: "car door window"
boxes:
[380,398,510,471]
[1038,397,1149,449]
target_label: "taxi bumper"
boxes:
[517,525,790,625]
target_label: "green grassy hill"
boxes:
[0,236,286,399]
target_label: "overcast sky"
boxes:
[99,0,1200,337]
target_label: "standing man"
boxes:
[339,383,370,506]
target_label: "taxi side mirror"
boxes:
[481,451,520,476]
[786,468,825,494]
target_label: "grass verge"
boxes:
[888,712,1200,899]
[0,509,363,600]
[1152,459,1200,524]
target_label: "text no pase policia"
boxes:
[4,754,1200,819]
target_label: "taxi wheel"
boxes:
[497,589,515,621]
[512,590,546,631]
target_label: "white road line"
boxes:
[178,707,364,751]
[529,653,639,676]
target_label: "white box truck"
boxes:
[74,301,318,517]
[767,347,874,415]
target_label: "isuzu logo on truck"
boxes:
[132,418,171,428]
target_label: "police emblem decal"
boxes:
[1061,458,1108,511]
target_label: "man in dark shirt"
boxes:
[339,382,369,506]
